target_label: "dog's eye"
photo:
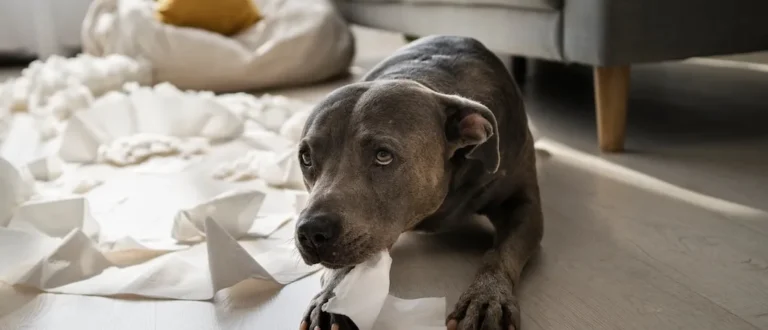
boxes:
[374,150,393,165]
[299,150,312,167]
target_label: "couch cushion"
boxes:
[348,0,562,11]
[337,1,564,60]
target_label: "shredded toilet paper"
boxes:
[96,134,209,166]
[0,157,34,226]
[0,54,151,113]
[213,148,304,189]
[0,50,447,328]
[323,251,447,330]
[0,168,318,300]
[25,156,65,181]
[57,82,244,164]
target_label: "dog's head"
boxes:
[294,80,499,268]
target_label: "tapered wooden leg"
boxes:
[593,65,630,152]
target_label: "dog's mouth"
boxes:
[295,236,380,269]
[297,250,360,269]
[297,248,321,265]
[319,260,355,269]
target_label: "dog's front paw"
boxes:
[300,291,358,330]
[447,271,520,330]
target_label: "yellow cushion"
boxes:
[155,0,262,36]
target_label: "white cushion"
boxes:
[82,0,355,92]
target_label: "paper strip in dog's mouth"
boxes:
[322,250,446,330]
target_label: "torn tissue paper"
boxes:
[8,197,101,240]
[97,134,209,166]
[172,188,305,243]
[0,176,318,300]
[323,251,447,330]
[58,83,244,163]
[0,215,318,299]
[25,156,65,181]
[0,157,34,226]
[280,110,311,142]
[172,190,267,242]
[0,53,150,113]
[237,94,311,133]
[213,147,304,189]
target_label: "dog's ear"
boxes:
[435,93,500,173]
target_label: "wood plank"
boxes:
[534,157,768,328]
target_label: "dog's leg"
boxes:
[300,266,359,330]
[447,184,543,330]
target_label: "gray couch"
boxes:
[332,0,768,151]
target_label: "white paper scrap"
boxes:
[0,228,113,289]
[25,156,65,181]
[258,147,304,189]
[0,115,47,167]
[172,190,267,242]
[205,216,320,290]
[373,296,446,330]
[0,157,34,225]
[58,83,244,163]
[279,110,311,143]
[323,250,447,330]
[323,251,392,330]
[240,130,295,152]
[0,228,64,280]
[213,147,304,189]
[96,134,209,166]
[48,244,212,299]
[8,196,101,240]
[0,216,320,300]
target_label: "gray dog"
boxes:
[295,35,543,330]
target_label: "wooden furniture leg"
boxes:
[593,66,630,152]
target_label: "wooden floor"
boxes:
[2,28,768,330]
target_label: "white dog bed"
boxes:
[81,0,355,92]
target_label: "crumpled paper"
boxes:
[8,196,101,240]
[212,109,307,189]
[96,134,209,166]
[213,147,304,189]
[0,114,51,167]
[171,188,303,243]
[0,53,151,113]
[218,93,310,130]
[0,169,318,300]
[0,216,317,300]
[324,251,447,330]
[25,156,65,181]
[1,53,448,325]
[0,157,34,226]
[59,82,244,163]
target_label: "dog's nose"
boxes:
[297,213,341,252]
